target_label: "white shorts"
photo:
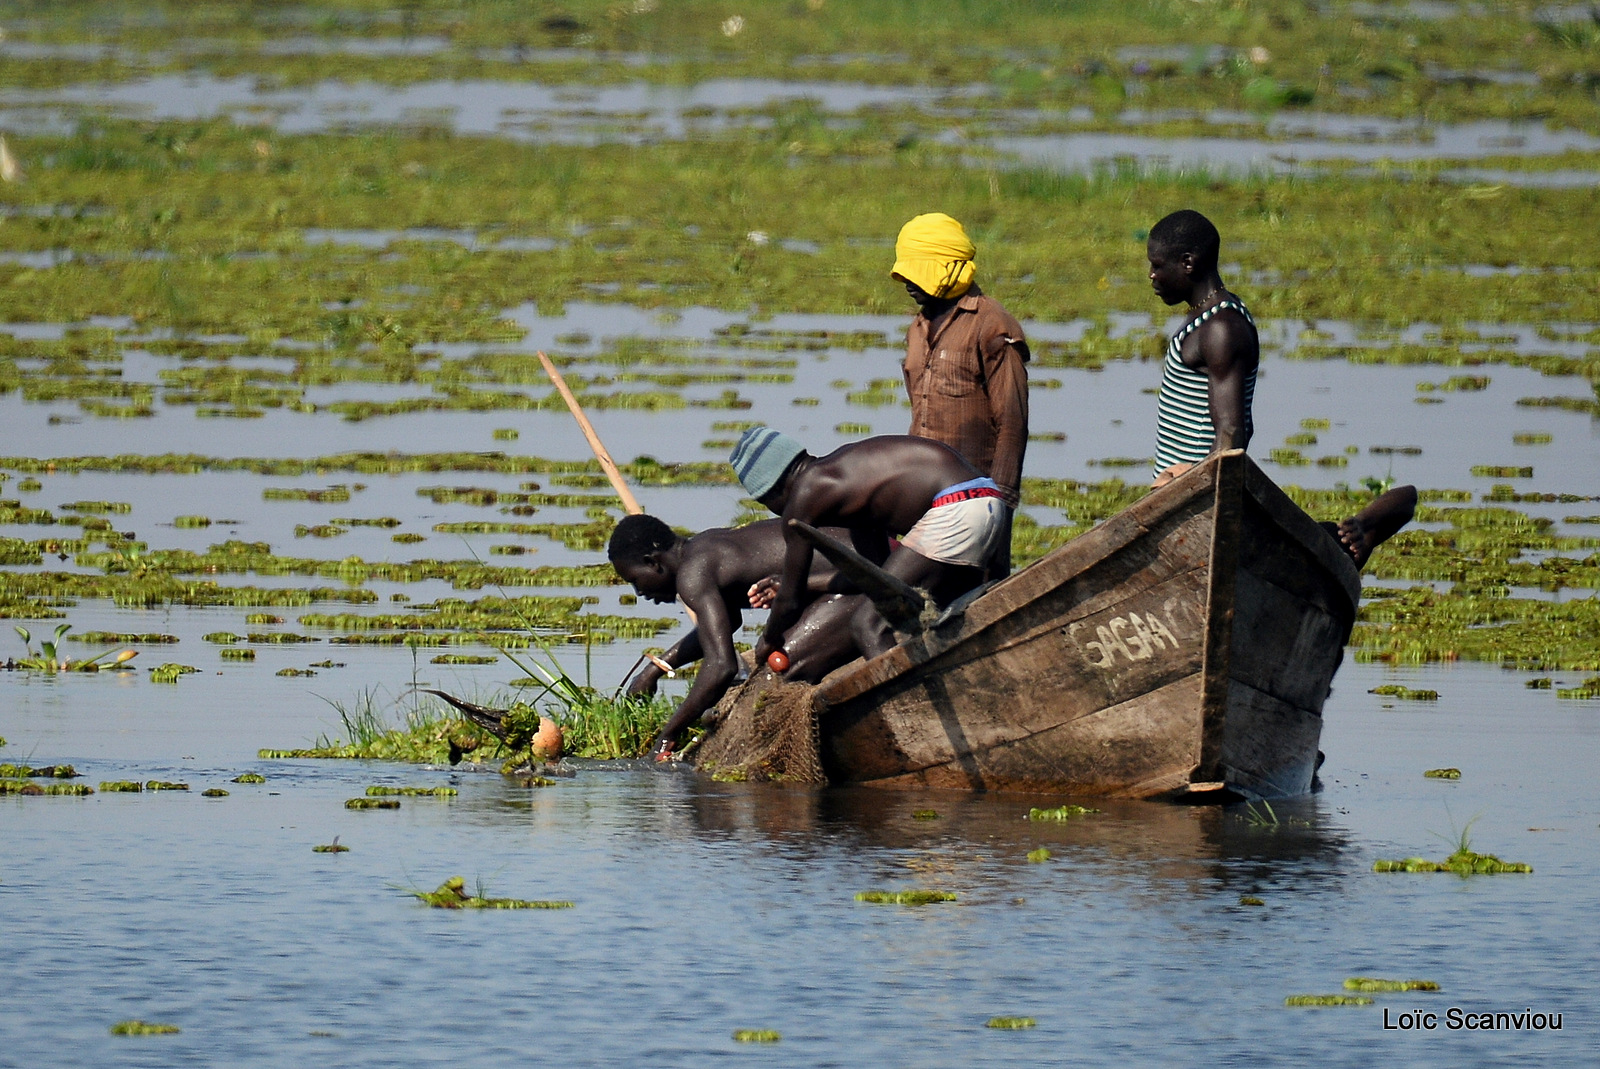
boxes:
[899,491,1009,568]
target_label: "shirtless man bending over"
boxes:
[728,427,1007,668]
[607,514,859,758]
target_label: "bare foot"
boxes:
[1335,515,1379,568]
[651,738,675,763]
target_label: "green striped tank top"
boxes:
[1154,298,1256,476]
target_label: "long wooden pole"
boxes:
[536,350,643,516]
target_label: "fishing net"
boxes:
[691,664,826,784]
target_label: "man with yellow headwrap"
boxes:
[891,212,1030,577]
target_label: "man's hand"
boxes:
[747,576,780,609]
[625,667,660,698]
[1152,462,1192,488]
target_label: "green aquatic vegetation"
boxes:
[1373,853,1532,874]
[1423,768,1462,779]
[912,810,939,820]
[393,533,427,543]
[431,654,498,665]
[1344,978,1440,993]
[277,668,317,677]
[985,1017,1036,1030]
[346,797,400,810]
[1557,676,1600,699]
[834,422,870,435]
[232,773,266,784]
[295,524,349,538]
[59,501,132,514]
[1526,677,1553,689]
[12,624,140,673]
[365,785,458,797]
[413,876,572,910]
[173,515,212,528]
[249,615,283,626]
[1369,685,1439,701]
[146,781,188,791]
[248,632,318,644]
[1027,805,1097,821]
[1283,432,1318,447]
[99,780,143,792]
[17,479,41,492]
[313,838,349,853]
[69,631,177,644]
[221,648,256,660]
[148,663,198,683]
[1354,588,1600,671]
[264,486,353,503]
[329,517,402,528]
[201,788,229,798]
[1300,419,1331,431]
[0,780,93,795]
[0,763,78,779]
[1514,433,1553,445]
[1026,848,1052,863]
[492,428,519,440]
[204,632,240,644]
[1285,995,1373,1007]
[732,1030,781,1043]
[1471,466,1532,479]
[110,1020,180,1035]
[1238,896,1265,906]
[855,890,958,905]
[1269,448,1309,467]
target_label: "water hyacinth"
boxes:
[413,876,572,910]
[345,797,400,810]
[985,1017,1036,1029]
[110,1020,180,1035]
[145,781,188,791]
[732,1030,780,1043]
[365,785,457,797]
[854,890,958,905]
[1344,978,1440,992]
[1423,768,1462,779]
[1026,805,1097,821]
[1284,995,1374,1007]
[231,773,266,783]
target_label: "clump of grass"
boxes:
[855,890,958,905]
[1345,978,1439,992]
[346,797,399,810]
[1026,848,1052,863]
[1423,768,1461,779]
[1238,895,1266,906]
[146,781,188,791]
[232,773,265,784]
[148,663,197,683]
[313,838,349,853]
[412,876,572,910]
[1285,995,1373,1007]
[985,1017,1036,1030]
[100,780,141,792]
[221,648,255,660]
[732,1030,781,1043]
[1374,818,1532,874]
[201,788,228,798]
[110,1020,180,1035]
[1026,804,1096,821]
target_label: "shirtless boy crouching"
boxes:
[728,427,1008,669]
[607,514,861,759]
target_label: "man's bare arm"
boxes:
[653,584,740,742]
[755,528,814,663]
[1198,316,1258,452]
[625,626,704,697]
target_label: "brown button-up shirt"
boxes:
[902,288,1030,504]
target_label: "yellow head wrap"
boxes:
[891,212,976,299]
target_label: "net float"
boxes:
[767,650,790,673]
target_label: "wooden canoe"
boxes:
[746,450,1361,801]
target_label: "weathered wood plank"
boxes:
[1217,679,1325,798]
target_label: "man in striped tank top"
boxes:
[1145,209,1418,568]
[1146,209,1259,487]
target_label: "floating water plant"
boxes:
[232,773,265,784]
[110,1020,180,1035]
[100,780,142,792]
[854,890,958,905]
[1423,768,1462,779]
[732,1029,781,1043]
[221,648,255,660]
[1026,805,1096,821]
[1238,896,1265,906]
[1369,685,1439,701]
[912,809,938,820]
[412,876,572,909]
[985,1017,1036,1030]
[1344,978,1440,993]
[146,781,188,791]
[365,785,457,797]
[12,624,137,673]
[1557,677,1600,699]
[148,663,197,683]
[313,838,349,853]
[1284,995,1373,1007]
[1026,848,1052,863]
[346,797,400,810]
[201,788,229,798]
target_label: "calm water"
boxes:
[2,657,1596,1066]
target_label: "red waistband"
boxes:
[930,486,1005,508]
